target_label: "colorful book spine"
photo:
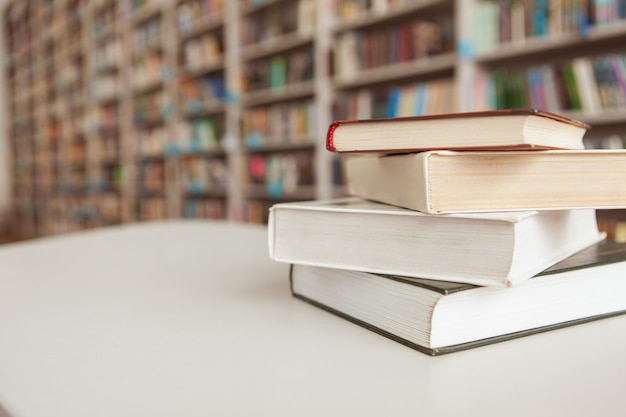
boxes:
[477,53,626,112]
[334,79,456,120]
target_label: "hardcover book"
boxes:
[344,149,626,214]
[267,197,604,287]
[290,240,626,355]
[326,109,589,153]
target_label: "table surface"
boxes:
[0,220,625,417]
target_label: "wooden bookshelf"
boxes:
[3,0,626,237]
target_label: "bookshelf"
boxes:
[3,0,626,238]
[466,0,626,239]
[238,0,326,223]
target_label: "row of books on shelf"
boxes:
[103,118,223,158]
[51,60,84,91]
[94,165,124,193]
[40,91,85,119]
[134,90,165,125]
[248,151,314,198]
[181,157,227,194]
[132,52,165,91]
[92,73,120,102]
[244,49,314,92]
[137,127,167,157]
[91,2,117,40]
[92,38,122,73]
[241,0,315,45]
[476,53,626,112]
[91,136,121,163]
[179,74,226,114]
[138,162,165,194]
[474,0,626,53]
[333,18,451,80]
[177,0,224,36]
[92,72,226,114]
[132,15,161,53]
[333,79,455,120]
[182,32,222,73]
[148,203,297,225]
[68,141,86,165]
[183,198,226,220]
[243,99,315,149]
[138,197,166,221]
[88,104,119,133]
[176,117,223,153]
[35,200,118,234]
[269,108,626,355]
[334,0,433,21]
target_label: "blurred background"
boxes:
[2,0,626,244]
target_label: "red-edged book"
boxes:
[326,109,589,153]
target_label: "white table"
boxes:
[0,220,625,417]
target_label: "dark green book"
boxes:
[290,240,626,356]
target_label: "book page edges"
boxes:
[346,154,432,213]
[506,208,606,287]
[267,206,276,259]
[292,285,626,355]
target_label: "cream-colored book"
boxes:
[327,109,588,153]
[345,150,626,214]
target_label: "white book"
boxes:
[268,197,603,287]
[290,239,626,355]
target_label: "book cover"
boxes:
[326,109,589,153]
[290,240,626,356]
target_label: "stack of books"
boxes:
[268,109,626,355]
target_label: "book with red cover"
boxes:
[326,109,589,153]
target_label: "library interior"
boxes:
[3,1,626,416]
[2,0,626,243]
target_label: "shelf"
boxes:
[130,3,162,26]
[333,0,454,34]
[183,190,228,200]
[563,110,626,128]
[245,141,316,154]
[180,148,227,158]
[475,23,626,67]
[181,62,225,78]
[178,16,224,42]
[242,32,314,61]
[244,81,315,107]
[240,0,291,16]
[333,52,456,90]
[182,100,226,118]
[138,154,166,163]
[132,81,164,96]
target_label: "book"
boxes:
[326,109,589,153]
[267,197,604,287]
[290,240,626,356]
[344,149,626,214]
